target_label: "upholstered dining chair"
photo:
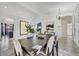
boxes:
[12,39,34,56]
[32,35,55,56]
[12,39,23,56]
[45,35,55,56]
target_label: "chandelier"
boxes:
[56,8,62,20]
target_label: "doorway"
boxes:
[1,23,14,38]
[61,16,72,38]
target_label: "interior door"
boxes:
[67,23,72,36]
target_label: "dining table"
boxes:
[18,33,53,55]
[19,37,47,51]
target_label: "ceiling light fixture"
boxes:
[56,8,62,20]
[4,6,8,9]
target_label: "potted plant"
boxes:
[25,24,35,33]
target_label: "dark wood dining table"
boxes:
[18,33,53,55]
[19,38,47,51]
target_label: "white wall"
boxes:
[14,17,26,39]
[42,11,74,39]
[13,16,40,39]
[0,16,41,40]
[0,3,41,40]
[42,13,62,38]
[73,4,79,47]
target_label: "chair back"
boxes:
[46,36,55,56]
[12,39,23,56]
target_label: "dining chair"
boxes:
[32,35,55,56]
[13,39,33,56]
[12,39,23,56]
[42,35,55,56]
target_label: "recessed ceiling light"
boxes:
[4,6,7,8]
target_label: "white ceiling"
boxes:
[0,2,78,17]
[0,2,40,19]
[18,2,78,15]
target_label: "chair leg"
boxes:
[21,45,31,56]
[14,49,17,56]
[56,42,58,56]
[52,48,54,56]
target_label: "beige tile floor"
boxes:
[58,37,79,56]
[0,40,14,56]
[0,36,79,56]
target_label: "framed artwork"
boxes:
[20,20,29,35]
